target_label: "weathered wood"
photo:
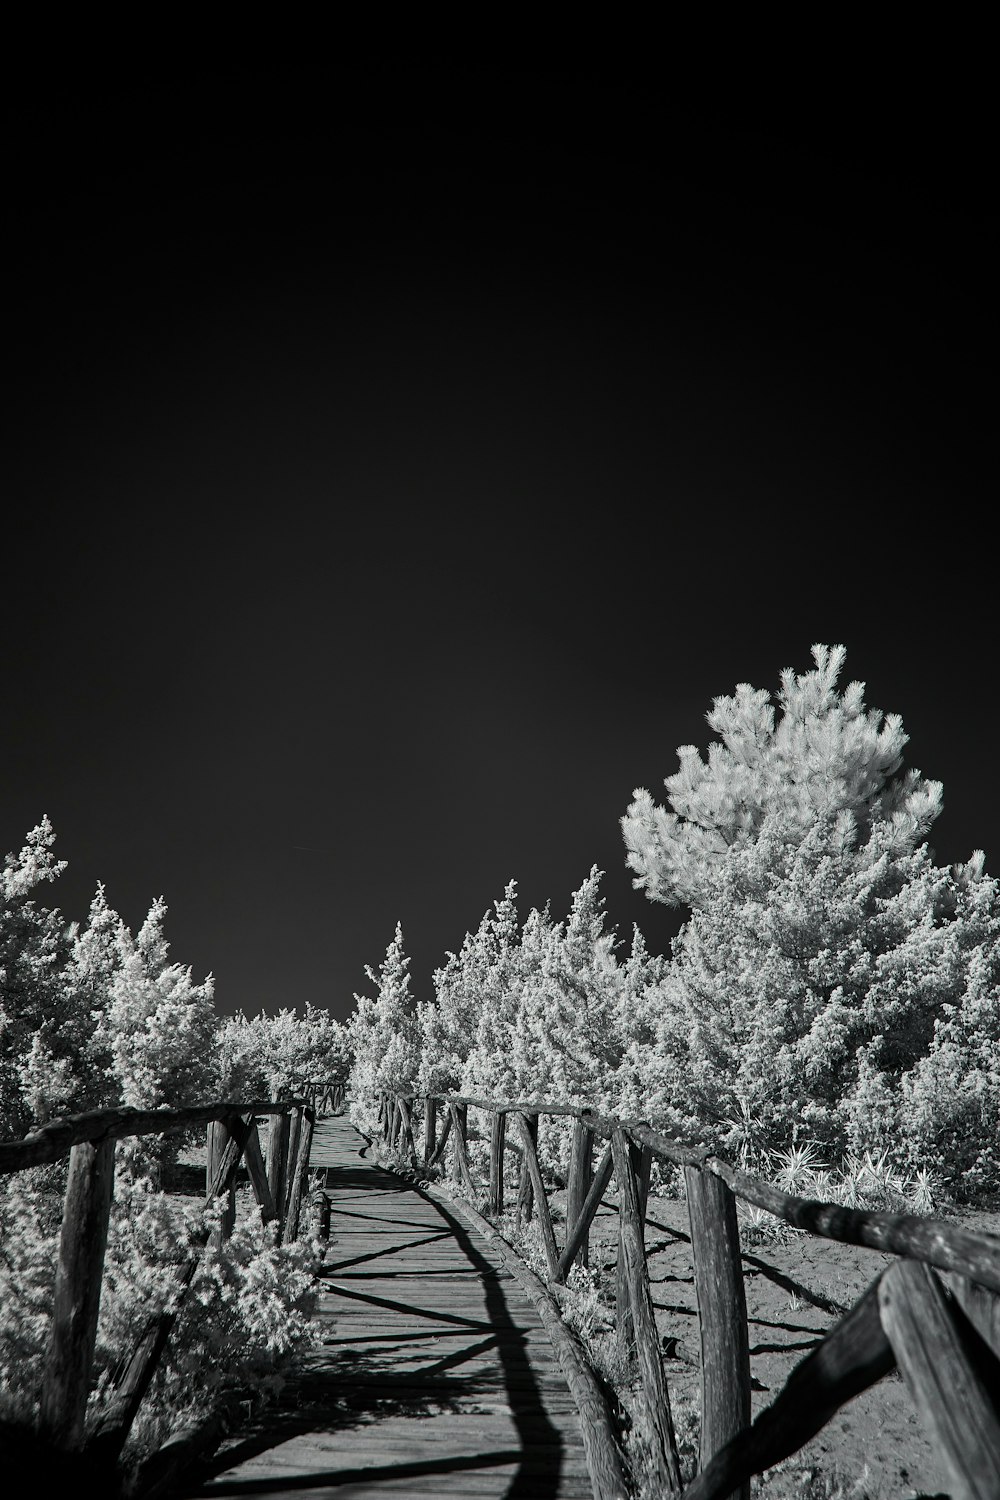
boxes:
[434,1183,629,1500]
[0,1098,296,1174]
[311,1187,331,1242]
[879,1259,1000,1500]
[284,1108,316,1242]
[949,1273,1000,1358]
[205,1114,253,1204]
[556,1142,615,1283]
[266,1108,291,1233]
[206,1119,236,1242]
[616,1139,651,1348]
[515,1113,560,1283]
[706,1155,1000,1294]
[682,1273,896,1500]
[426,1104,452,1167]
[423,1096,437,1165]
[685,1164,751,1498]
[566,1117,594,1269]
[39,1138,116,1451]
[612,1128,681,1493]
[516,1111,539,1224]
[489,1110,506,1216]
[242,1121,277,1221]
[397,1096,417,1161]
[284,1105,303,1212]
[449,1103,475,1192]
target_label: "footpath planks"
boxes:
[184,1113,594,1499]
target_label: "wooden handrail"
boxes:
[0,1098,304,1174]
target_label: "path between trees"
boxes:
[183,1114,595,1499]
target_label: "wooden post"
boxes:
[617,1139,651,1348]
[423,1097,437,1166]
[880,1260,1000,1500]
[266,1108,291,1237]
[515,1113,560,1282]
[426,1105,452,1168]
[206,1119,236,1243]
[685,1164,751,1498]
[557,1142,615,1283]
[242,1121,278,1222]
[489,1110,507,1216]
[311,1187,332,1243]
[40,1138,116,1451]
[284,1109,316,1242]
[516,1112,539,1224]
[284,1105,303,1210]
[397,1096,417,1161]
[449,1103,473,1190]
[613,1128,682,1493]
[566,1117,594,1268]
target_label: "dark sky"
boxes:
[4,70,995,1020]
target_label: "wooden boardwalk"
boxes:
[184,1114,594,1499]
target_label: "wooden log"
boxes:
[423,1097,437,1166]
[397,1096,417,1161]
[0,1098,297,1174]
[617,1140,651,1348]
[948,1273,1000,1359]
[266,1108,291,1234]
[879,1260,1000,1500]
[284,1108,315,1242]
[242,1121,277,1222]
[449,1103,474,1190]
[39,1138,116,1451]
[311,1187,331,1242]
[612,1128,681,1493]
[515,1112,561,1284]
[284,1105,303,1213]
[566,1117,594,1269]
[428,1184,629,1500]
[489,1110,506,1216]
[427,1104,452,1167]
[682,1272,896,1500]
[685,1164,751,1497]
[205,1114,253,1204]
[557,1142,615,1283]
[516,1111,539,1224]
[206,1120,236,1242]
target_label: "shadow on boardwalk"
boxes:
[186,1136,587,1498]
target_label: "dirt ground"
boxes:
[573,1192,1000,1500]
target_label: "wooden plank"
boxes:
[612,1127,681,1493]
[38,1138,115,1451]
[515,1112,560,1282]
[879,1259,1000,1500]
[681,1272,896,1500]
[685,1164,751,1499]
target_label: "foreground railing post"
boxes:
[489,1110,507,1216]
[685,1164,751,1498]
[284,1107,316,1242]
[617,1139,651,1349]
[423,1097,437,1166]
[566,1116,594,1269]
[39,1137,116,1451]
[613,1128,681,1493]
[266,1103,291,1237]
[449,1103,473,1190]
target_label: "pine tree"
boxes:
[349,922,419,1134]
[622,644,944,910]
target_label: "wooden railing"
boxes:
[290,1078,346,1116]
[372,1090,1000,1500]
[0,1095,318,1492]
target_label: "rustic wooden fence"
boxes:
[0,1095,318,1493]
[290,1078,346,1116]
[373,1089,1000,1500]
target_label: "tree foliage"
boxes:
[622,644,944,909]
